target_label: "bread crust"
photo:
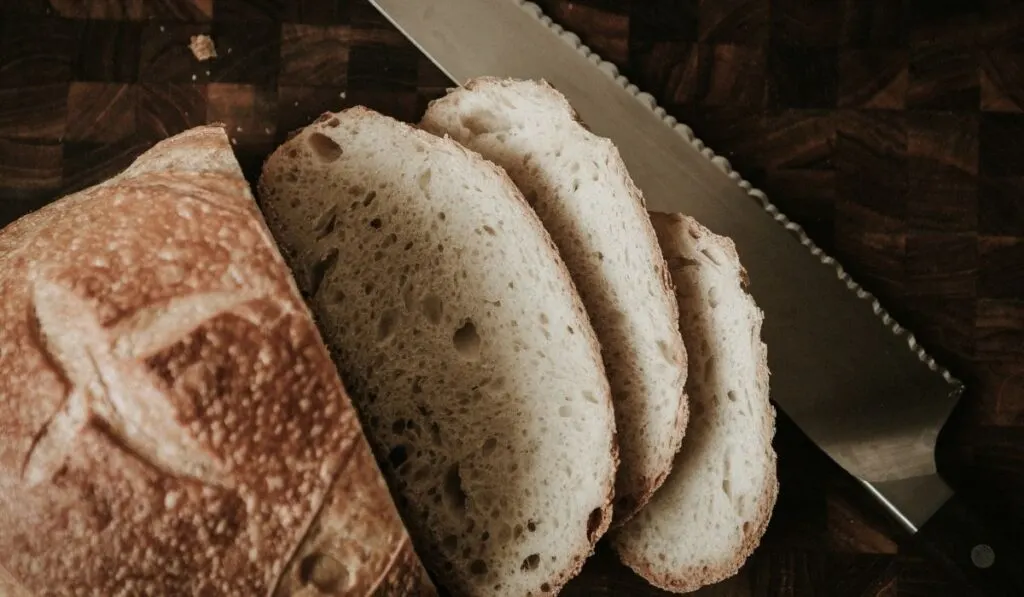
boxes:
[258,107,619,597]
[613,212,777,594]
[422,77,688,526]
[0,125,434,596]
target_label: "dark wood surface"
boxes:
[1,1,1022,595]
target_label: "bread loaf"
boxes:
[421,77,689,524]
[0,125,436,597]
[257,107,619,597]
[612,212,777,593]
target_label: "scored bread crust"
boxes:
[421,77,689,525]
[0,125,435,597]
[257,107,619,597]
[612,212,777,594]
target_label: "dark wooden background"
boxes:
[1,1,1022,595]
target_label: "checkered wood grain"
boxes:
[1,0,1023,595]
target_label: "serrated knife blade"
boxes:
[370,1,1024,594]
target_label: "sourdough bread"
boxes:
[257,107,619,597]
[0,125,435,597]
[612,212,777,593]
[421,77,689,524]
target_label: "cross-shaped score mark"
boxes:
[0,561,31,597]
[21,278,278,490]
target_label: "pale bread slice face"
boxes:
[421,77,689,524]
[612,212,777,594]
[257,107,618,597]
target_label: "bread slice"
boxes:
[420,77,689,524]
[611,212,777,593]
[257,107,619,597]
[0,125,435,596]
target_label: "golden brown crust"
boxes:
[0,125,433,596]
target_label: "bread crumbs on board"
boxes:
[189,34,217,62]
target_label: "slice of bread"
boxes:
[421,77,689,524]
[257,107,619,597]
[611,212,777,594]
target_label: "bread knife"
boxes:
[370,0,1023,594]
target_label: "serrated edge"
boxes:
[516,0,961,388]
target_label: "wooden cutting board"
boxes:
[1,1,1022,595]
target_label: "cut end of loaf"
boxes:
[257,106,619,597]
[611,211,777,594]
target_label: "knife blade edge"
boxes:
[370,0,966,524]
[506,0,963,392]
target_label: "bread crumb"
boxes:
[189,34,217,62]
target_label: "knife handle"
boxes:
[915,492,1024,597]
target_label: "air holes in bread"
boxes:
[722,478,733,499]
[369,217,382,229]
[388,445,408,469]
[571,179,580,192]
[727,390,738,402]
[309,248,339,296]
[453,320,481,358]
[378,308,399,342]
[314,207,338,240]
[483,225,496,236]
[708,286,720,309]
[422,294,444,325]
[704,357,717,383]
[443,463,467,514]
[658,339,676,363]
[701,247,722,266]
[419,168,432,191]
[299,552,349,593]
[667,255,700,270]
[521,554,540,572]
[460,109,506,136]
[587,507,604,542]
[558,405,571,418]
[582,390,598,404]
[308,132,343,162]
[363,191,377,207]
[470,559,488,576]
[481,437,497,457]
